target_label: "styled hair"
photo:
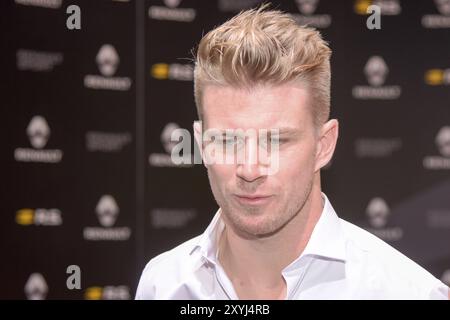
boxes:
[193,4,332,127]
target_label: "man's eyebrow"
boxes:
[275,127,301,136]
[209,128,302,136]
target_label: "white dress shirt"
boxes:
[136,193,449,299]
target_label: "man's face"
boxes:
[200,83,320,238]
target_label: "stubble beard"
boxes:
[214,177,314,240]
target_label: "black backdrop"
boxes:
[1,0,449,299]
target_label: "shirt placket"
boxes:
[282,256,315,299]
[214,261,239,300]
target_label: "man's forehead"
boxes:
[204,126,300,134]
[203,110,310,132]
[202,83,309,105]
[201,83,312,129]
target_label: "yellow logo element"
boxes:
[85,286,103,300]
[425,69,444,85]
[354,0,372,15]
[16,209,34,225]
[151,63,169,79]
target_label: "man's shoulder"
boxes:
[142,235,202,275]
[339,218,447,298]
[339,218,433,276]
[135,235,202,299]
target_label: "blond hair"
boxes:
[193,4,332,127]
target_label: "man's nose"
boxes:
[235,138,266,182]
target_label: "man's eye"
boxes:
[261,137,284,145]
[224,138,236,145]
[213,136,237,146]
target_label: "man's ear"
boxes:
[193,121,206,167]
[314,119,339,172]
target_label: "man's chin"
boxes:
[227,213,282,238]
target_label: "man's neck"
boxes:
[218,186,325,299]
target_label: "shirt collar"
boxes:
[299,192,347,262]
[190,192,347,265]
[190,207,224,264]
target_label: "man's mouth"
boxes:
[233,194,273,205]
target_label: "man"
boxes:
[136,6,449,299]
